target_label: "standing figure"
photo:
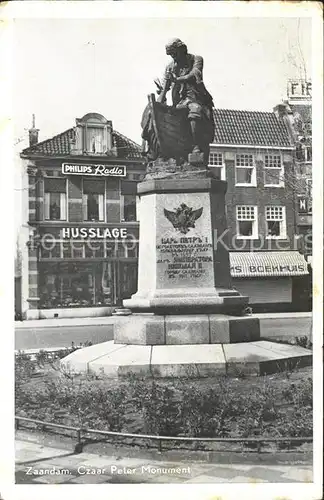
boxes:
[159,38,215,159]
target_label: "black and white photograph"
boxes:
[0,2,322,500]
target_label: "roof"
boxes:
[21,128,143,160]
[213,109,292,148]
[230,251,308,278]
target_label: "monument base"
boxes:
[113,313,259,345]
[123,288,248,315]
[61,338,312,379]
[60,313,312,379]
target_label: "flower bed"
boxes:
[15,355,313,441]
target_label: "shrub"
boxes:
[295,335,312,350]
[282,377,312,407]
[181,381,235,437]
[15,367,313,441]
[15,352,36,397]
[129,379,182,436]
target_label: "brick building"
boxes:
[282,79,312,260]
[209,107,309,311]
[20,113,145,319]
[19,104,311,319]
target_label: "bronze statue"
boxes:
[141,38,215,168]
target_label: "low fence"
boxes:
[15,416,313,455]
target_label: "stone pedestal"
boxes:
[124,178,248,314]
[60,135,313,378]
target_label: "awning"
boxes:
[230,251,309,278]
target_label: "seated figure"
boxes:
[141,38,215,166]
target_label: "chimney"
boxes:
[273,102,296,143]
[29,114,39,147]
[273,102,289,119]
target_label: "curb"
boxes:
[15,429,312,467]
[15,320,116,330]
[14,313,312,330]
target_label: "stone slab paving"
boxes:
[15,439,313,484]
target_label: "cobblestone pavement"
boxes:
[15,440,313,484]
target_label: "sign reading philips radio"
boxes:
[62,163,126,177]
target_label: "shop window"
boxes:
[72,242,84,259]
[120,262,138,300]
[208,152,225,180]
[106,240,118,258]
[83,179,105,221]
[40,242,61,259]
[235,154,256,186]
[85,241,105,258]
[265,206,286,239]
[264,154,284,187]
[236,205,258,238]
[44,178,67,221]
[123,237,138,258]
[115,241,127,258]
[39,262,118,308]
[40,247,50,259]
[62,242,72,259]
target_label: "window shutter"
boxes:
[121,180,137,195]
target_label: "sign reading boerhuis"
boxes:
[62,163,126,177]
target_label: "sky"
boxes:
[13,16,312,149]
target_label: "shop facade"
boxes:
[209,107,310,311]
[230,251,309,311]
[21,113,145,319]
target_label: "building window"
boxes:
[39,262,117,308]
[82,179,105,222]
[236,205,258,238]
[86,127,105,154]
[306,178,312,214]
[235,154,256,186]
[264,154,284,187]
[296,143,312,162]
[123,195,137,222]
[208,152,225,180]
[121,181,137,222]
[44,178,67,221]
[305,146,312,162]
[265,206,286,239]
[40,242,62,259]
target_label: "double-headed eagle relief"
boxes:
[164,203,203,235]
[141,38,215,168]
